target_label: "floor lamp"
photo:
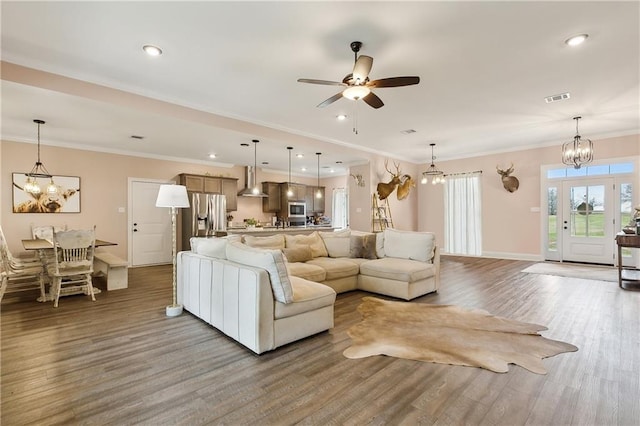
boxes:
[155,184,190,317]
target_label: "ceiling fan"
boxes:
[297,41,420,109]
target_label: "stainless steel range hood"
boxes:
[238,166,267,197]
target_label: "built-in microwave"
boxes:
[288,202,306,218]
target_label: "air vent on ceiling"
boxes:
[130,135,144,140]
[400,129,417,135]
[544,92,570,103]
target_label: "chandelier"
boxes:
[24,119,59,195]
[562,116,593,169]
[421,143,445,185]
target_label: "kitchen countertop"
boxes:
[227,226,334,235]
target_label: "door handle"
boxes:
[133,229,138,232]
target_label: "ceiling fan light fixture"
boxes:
[343,85,371,100]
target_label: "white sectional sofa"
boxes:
[177,228,439,354]
[177,239,336,354]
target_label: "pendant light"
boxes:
[421,143,445,185]
[316,152,322,198]
[287,147,294,198]
[562,116,593,169]
[24,119,59,195]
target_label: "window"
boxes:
[444,172,482,255]
[547,187,558,251]
[331,188,348,229]
[547,162,634,179]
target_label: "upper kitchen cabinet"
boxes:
[262,182,281,213]
[179,173,238,211]
[307,186,325,213]
[283,183,306,202]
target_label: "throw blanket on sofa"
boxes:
[344,297,577,374]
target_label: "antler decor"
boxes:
[496,163,520,193]
[350,173,365,187]
[376,160,403,200]
[396,175,416,200]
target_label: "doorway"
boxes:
[128,178,173,266]
[561,179,614,264]
[543,160,636,266]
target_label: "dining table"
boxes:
[22,238,118,302]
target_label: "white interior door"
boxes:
[130,180,172,266]
[561,178,614,265]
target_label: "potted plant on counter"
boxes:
[245,218,257,229]
[227,214,234,228]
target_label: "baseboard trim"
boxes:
[442,251,543,262]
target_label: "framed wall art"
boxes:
[12,173,81,213]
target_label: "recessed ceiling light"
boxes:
[296,153,304,158]
[565,34,588,47]
[208,153,217,159]
[330,169,335,173]
[301,167,307,171]
[143,44,163,56]
[336,114,347,121]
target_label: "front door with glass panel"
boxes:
[561,179,614,264]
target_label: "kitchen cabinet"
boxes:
[179,173,238,212]
[282,183,306,202]
[262,182,281,213]
[306,186,325,213]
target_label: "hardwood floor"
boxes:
[1,256,639,425]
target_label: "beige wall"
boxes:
[1,140,342,259]
[418,134,640,259]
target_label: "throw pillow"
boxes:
[349,232,377,260]
[284,231,328,258]
[282,245,313,263]
[375,232,385,258]
[244,234,285,250]
[190,237,227,259]
[382,228,435,262]
[319,230,351,258]
[226,241,293,303]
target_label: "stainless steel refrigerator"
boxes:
[181,193,227,251]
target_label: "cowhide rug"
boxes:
[343,297,578,374]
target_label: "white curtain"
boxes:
[332,188,348,229]
[444,172,482,255]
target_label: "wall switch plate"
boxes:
[118,207,125,213]
[530,207,540,212]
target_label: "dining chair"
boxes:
[31,224,68,242]
[0,226,46,302]
[48,227,97,308]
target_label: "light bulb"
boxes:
[316,190,322,199]
[287,188,293,197]
[421,176,427,185]
[252,186,259,195]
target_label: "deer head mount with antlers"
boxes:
[496,163,520,193]
[375,160,415,200]
[350,173,365,187]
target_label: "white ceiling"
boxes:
[1,1,639,177]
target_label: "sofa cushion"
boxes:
[306,257,360,280]
[274,277,336,319]
[286,262,326,282]
[282,245,313,263]
[244,234,285,250]
[285,231,328,258]
[319,229,351,258]
[190,237,227,259]
[350,233,377,259]
[382,229,435,262]
[226,241,293,303]
[359,257,436,282]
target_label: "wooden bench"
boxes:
[93,253,128,290]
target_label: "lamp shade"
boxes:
[156,184,190,208]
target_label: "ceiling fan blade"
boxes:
[352,55,373,83]
[317,92,344,108]
[367,76,420,88]
[298,78,347,86]
[363,92,384,109]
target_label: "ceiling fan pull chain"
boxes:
[353,101,358,134]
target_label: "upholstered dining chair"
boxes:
[0,226,46,302]
[48,227,96,308]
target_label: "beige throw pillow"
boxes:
[244,234,285,250]
[319,230,351,258]
[284,231,328,258]
[382,228,435,262]
[226,241,293,303]
[282,245,313,263]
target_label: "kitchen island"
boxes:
[227,226,335,236]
